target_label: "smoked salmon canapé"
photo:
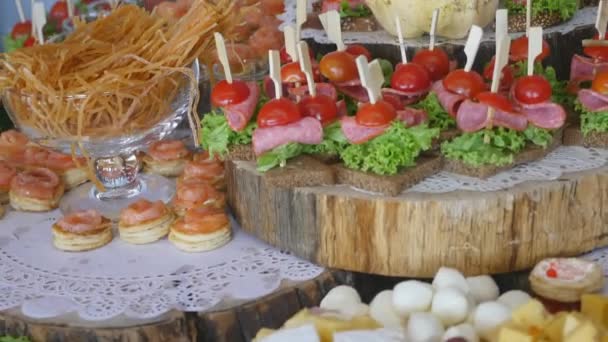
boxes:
[52,210,113,252]
[118,199,175,244]
[9,167,64,212]
[143,140,192,177]
[169,206,231,252]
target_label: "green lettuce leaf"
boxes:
[378,59,394,88]
[523,125,553,148]
[338,94,359,116]
[506,0,577,20]
[512,61,575,108]
[302,121,348,156]
[339,122,439,175]
[575,100,608,136]
[256,143,305,172]
[199,112,256,158]
[0,337,30,342]
[339,0,372,18]
[413,92,456,130]
[3,35,27,53]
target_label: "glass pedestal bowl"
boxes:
[2,61,200,220]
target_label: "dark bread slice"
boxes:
[507,12,564,32]
[563,125,608,148]
[305,3,379,31]
[307,153,341,164]
[263,155,336,188]
[445,129,564,179]
[333,155,444,196]
[226,144,255,161]
[430,128,461,151]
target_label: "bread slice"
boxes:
[263,155,336,188]
[306,153,341,164]
[563,125,608,148]
[445,129,563,179]
[333,155,444,196]
[226,144,255,161]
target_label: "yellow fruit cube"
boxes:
[564,321,600,342]
[582,294,608,329]
[497,326,537,342]
[512,300,550,328]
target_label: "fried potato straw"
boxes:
[0,2,236,140]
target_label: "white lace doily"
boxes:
[280,1,597,47]
[0,209,324,321]
[407,146,608,193]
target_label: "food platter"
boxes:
[227,158,608,278]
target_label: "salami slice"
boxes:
[263,76,289,99]
[287,83,338,102]
[223,81,260,131]
[456,100,528,132]
[518,102,567,129]
[252,117,323,155]
[431,81,466,117]
[380,88,428,109]
[569,54,608,92]
[397,107,428,127]
[340,116,388,144]
[336,84,370,103]
[337,100,348,118]
[577,88,608,112]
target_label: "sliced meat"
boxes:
[432,81,466,117]
[340,116,389,144]
[577,88,608,112]
[223,81,261,131]
[456,100,528,132]
[336,84,369,103]
[337,100,348,118]
[397,107,428,127]
[518,102,567,129]
[263,76,289,99]
[287,83,338,102]
[569,54,608,92]
[380,88,428,109]
[252,117,323,155]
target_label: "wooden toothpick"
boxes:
[14,0,25,23]
[269,50,282,99]
[319,10,345,51]
[527,27,543,76]
[296,0,307,40]
[495,9,508,42]
[32,2,46,44]
[395,16,407,64]
[526,0,532,37]
[298,41,316,97]
[284,25,298,62]
[491,35,511,93]
[356,56,383,104]
[596,0,607,39]
[463,25,483,72]
[430,8,439,51]
[67,0,74,18]
[214,32,233,84]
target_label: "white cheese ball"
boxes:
[432,267,470,294]
[370,290,404,328]
[466,276,499,303]
[472,301,512,338]
[431,287,470,326]
[497,290,532,310]
[407,312,445,342]
[442,323,479,342]
[342,302,370,318]
[392,280,434,318]
[320,285,361,311]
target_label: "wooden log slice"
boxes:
[0,270,348,342]
[227,159,608,278]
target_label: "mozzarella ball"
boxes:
[466,275,499,303]
[442,323,479,342]
[431,288,469,326]
[472,301,512,338]
[432,267,470,294]
[320,285,361,311]
[497,290,531,310]
[369,290,403,328]
[392,280,434,317]
[342,302,370,318]
[408,312,445,342]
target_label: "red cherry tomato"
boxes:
[355,100,397,127]
[280,46,315,64]
[390,63,432,93]
[591,71,608,94]
[298,95,338,125]
[583,33,608,61]
[50,1,70,24]
[257,98,302,128]
[483,58,515,90]
[210,80,250,107]
[11,21,32,39]
[513,75,552,105]
[412,48,451,81]
[319,51,358,83]
[23,36,36,47]
[281,62,307,83]
[475,92,515,112]
[345,44,372,61]
[442,69,487,98]
[510,36,551,62]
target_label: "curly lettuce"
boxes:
[413,93,456,130]
[256,143,305,172]
[199,112,257,158]
[302,121,348,156]
[339,0,372,18]
[575,100,608,136]
[3,35,27,53]
[506,0,577,20]
[340,122,439,175]
[441,126,554,167]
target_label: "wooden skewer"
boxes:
[582,39,608,47]
[495,9,508,43]
[14,0,25,23]
[319,10,345,51]
[527,27,543,76]
[296,0,307,40]
[214,32,233,84]
[429,8,439,51]
[284,25,299,62]
[356,56,383,105]
[526,0,532,37]
[298,41,316,97]
[596,0,607,38]
[395,16,407,64]
[463,25,483,73]
[32,2,46,44]
[269,50,282,99]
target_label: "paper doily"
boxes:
[407,146,608,193]
[0,209,324,321]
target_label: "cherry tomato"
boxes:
[210,80,250,107]
[50,1,70,25]
[355,100,397,127]
[11,21,32,39]
[442,69,487,98]
[345,44,372,61]
[510,36,551,62]
[257,98,302,128]
[281,62,307,83]
[483,58,515,90]
[412,48,451,81]
[390,63,432,93]
[23,36,36,47]
[583,33,608,61]
[280,46,314,64]
[298,95,338,125]
[475,91,514,112]
[513,75,552,105]
[319,51,358,83]
[591,71,608,94]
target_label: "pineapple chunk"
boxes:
[564,321,600,342]
[497,326,537,342]
[512,300,550,328]
[582,294,608,329]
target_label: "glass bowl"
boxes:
[2,60,200,219]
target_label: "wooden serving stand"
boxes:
[226,160,608,278]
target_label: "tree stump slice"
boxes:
[226,160,608,278]
[0,270,348,342]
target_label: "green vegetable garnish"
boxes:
[378,59,394,88]
[339,0,372,18]
[302,121,349,156]
[338,94,359,116]
[199,112,257,158]
[256,143,305,172]
[413,92,456,130]
[575,100,608,136]
[0,336,31,342]
[506,0,577,21]
[3,35,27,53]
